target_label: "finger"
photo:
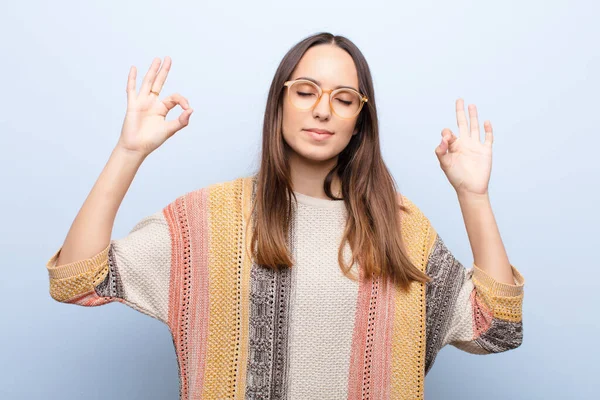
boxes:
[126,66,137,100]
[435,135,448,160]
[468,104,480,142]
[151,56,172,95]
[140,58,162,95]
[165,108,194,137]
[441,128,457,146]
[456,98,470,137]
[162,93,190,112]
[484,120,494,147]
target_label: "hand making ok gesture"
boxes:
[117,57,194,158]
[435,99,494,197]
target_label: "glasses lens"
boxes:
[289,81,320,110]
[331,89,362,118]
[288,81,363,118]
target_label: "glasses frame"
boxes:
[283,79,368,119]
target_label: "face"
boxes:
[281,44,361,165]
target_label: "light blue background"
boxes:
[2,0,598,398]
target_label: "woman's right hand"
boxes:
[116,57,193,158]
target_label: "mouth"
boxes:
[303,128,334,141]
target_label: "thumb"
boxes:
[165,108,193,137]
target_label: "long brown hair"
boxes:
[249,32,431,292]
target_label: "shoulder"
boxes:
[395,191,438,264]
[162,175,255,213]
[172,175,255,201]
[395,192,429,224]
[396,192,421,215]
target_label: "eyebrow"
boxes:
[293,76,360,93]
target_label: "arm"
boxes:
[458,192,515,285]
[54,56,191,267]
[424,229,524,374]
[55,147,144,267]
[47,58,192,318]
[435,98,519,286]
[424,99,525,374]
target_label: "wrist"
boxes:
[113,145,148,164]
[457,190,490,206]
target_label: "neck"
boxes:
[288,152,342,199]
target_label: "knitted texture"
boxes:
[46,210,172,320]
[389,195,430,398]
[246,180,294,399]
[46,176,525,399]
[286,193,359,399]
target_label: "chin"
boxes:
[283,132,346,163]
[291,145,340,163]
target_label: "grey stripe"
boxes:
[475,319,523,353]
[270,257,293,399]
[246,262,277,398]
[245,177,294,400]
[424,235,465,375]
[96,245,125,299]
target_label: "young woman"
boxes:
[46,32,525,399]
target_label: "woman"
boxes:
[46,32,525,399]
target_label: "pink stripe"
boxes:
[185,189,210,398]
[348,267,371,399]
[348,270,396,400]
[165,190,211,400]
[370,277,395,400]
[471,290,493,338]
[166,197,191,399]
[67,289,121,307]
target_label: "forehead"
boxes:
[291,44,359,88]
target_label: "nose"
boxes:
[312,90,331,120]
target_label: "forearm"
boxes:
[56,146,146,266]
[457,192,516,285]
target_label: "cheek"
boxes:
[282,101,301,135]
[337,121,357,138]
[332,121,358,148]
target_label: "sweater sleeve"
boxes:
[423,230,525,374]
[45,209,173,326]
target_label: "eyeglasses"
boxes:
[283,79,368,119]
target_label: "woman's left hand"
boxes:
[435,99,493,197]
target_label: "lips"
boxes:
[304,128,334,135]
[303,128,334,142]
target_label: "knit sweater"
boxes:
[45,175,525,399]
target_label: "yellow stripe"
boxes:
[203,177,249,399]
[236,176,254,399]
[472,264,524,322]
[46,245,111,302]
[391,195,428,399]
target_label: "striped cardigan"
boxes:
[46,176,525,399]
